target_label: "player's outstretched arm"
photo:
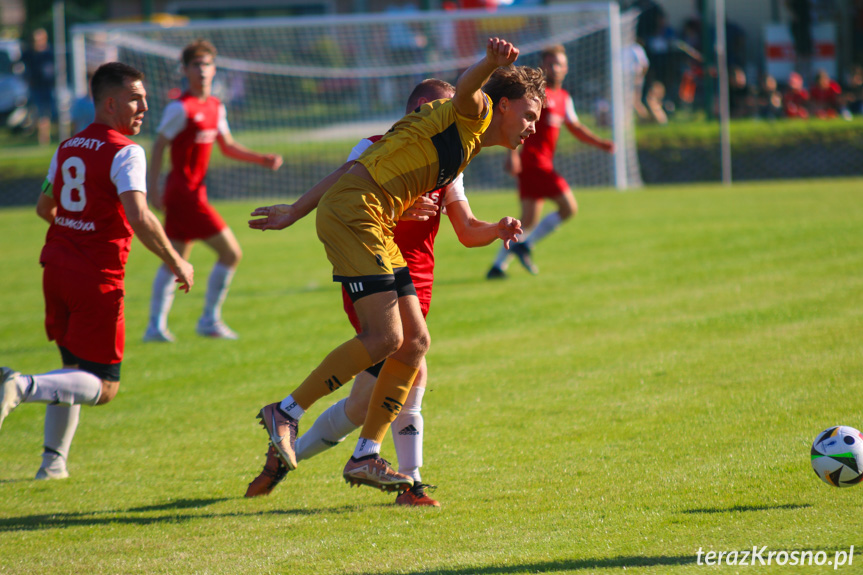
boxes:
[452,37,519,119]
[249,160,353,231]
[120,190,194,292]
[446,200,522,249]
[217,132,283,170]
[568,121,615,153]
[565,97,614,153]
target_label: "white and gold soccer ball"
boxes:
[811,426,863,488]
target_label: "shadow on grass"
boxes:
[0,497,390,532]
[357,554,698,575]
[683,503,811,514]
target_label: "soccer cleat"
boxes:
[395,483,440,507]
[343,454,414,493]
[486,266,508,280]
[509,242,539,275]
[0,367,24,431]
[196,319,239,340]
[257,403,298,470]
[142,326,176,343]
[245,443,289,497]
[35,452,70,480]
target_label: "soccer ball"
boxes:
[811,426,863,487]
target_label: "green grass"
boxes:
[2,179,863,574]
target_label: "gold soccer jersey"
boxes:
[357,94,492,221]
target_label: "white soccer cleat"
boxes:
[35,453,70,480]
[196,319,239,340]
[0,367,24,431]
[142,326,176,343]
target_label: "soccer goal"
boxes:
[70,3,641,200]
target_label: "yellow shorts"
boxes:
[316,173,406,282]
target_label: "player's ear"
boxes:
[497,96,509,113]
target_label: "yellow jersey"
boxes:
[357,94,492,220]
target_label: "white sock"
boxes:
[524,212,563,247]
[296,399,358,462]
[23,369,102,406]
[148,265,177,332]
[353,437,381,459]
[392,386,424,483]
[43,404,80,462]
[201,262,235,325]
[279,395,305,420]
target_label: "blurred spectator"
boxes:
[644,10,677,100]
[645,80,669,124]
[625,37,650,121]
[809,68,843,118]
[728,66,755,118]
[70,69,95,135]
[843,65,863,116]
[677,18,703,111]
[757,74,784,120]
[783,71,810,118]
[21,28,54,146]
[786,0,813,81]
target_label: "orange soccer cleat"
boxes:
[245,443,289,497]
[395,483,440,507]
[343,454,414,493]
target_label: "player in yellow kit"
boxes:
[251,38,545,492]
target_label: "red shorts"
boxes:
[341,287,431,334]
[518,165,571,200]
[43,265,125,365]
[163,189,227,242]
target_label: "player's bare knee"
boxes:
[362,330,403,361]
[410,328,431,357]
[96,380,120,405]
[220,249,242,268]
[560,201,577,220]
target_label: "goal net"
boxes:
[71,3,641,201]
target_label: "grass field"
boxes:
[1,179,863,574]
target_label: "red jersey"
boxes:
[40,123,147,282]
[158,92,229,201]
[810,81,841,107]
[520,87,577,171]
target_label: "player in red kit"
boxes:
[245,79,522,505]
[487,44,614,279]
[0,63,194,480]
[144,39,282,342]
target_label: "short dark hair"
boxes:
[182,39,217,66]
[91,62,145,104]
[482,65,546,109]
[406,78,455,112]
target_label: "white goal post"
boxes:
[70,3,641,200]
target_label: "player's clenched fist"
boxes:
[487,38,519,67]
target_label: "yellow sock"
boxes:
[360,358,419,444]
[291,338,373,410]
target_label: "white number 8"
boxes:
[60,156,87,212]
